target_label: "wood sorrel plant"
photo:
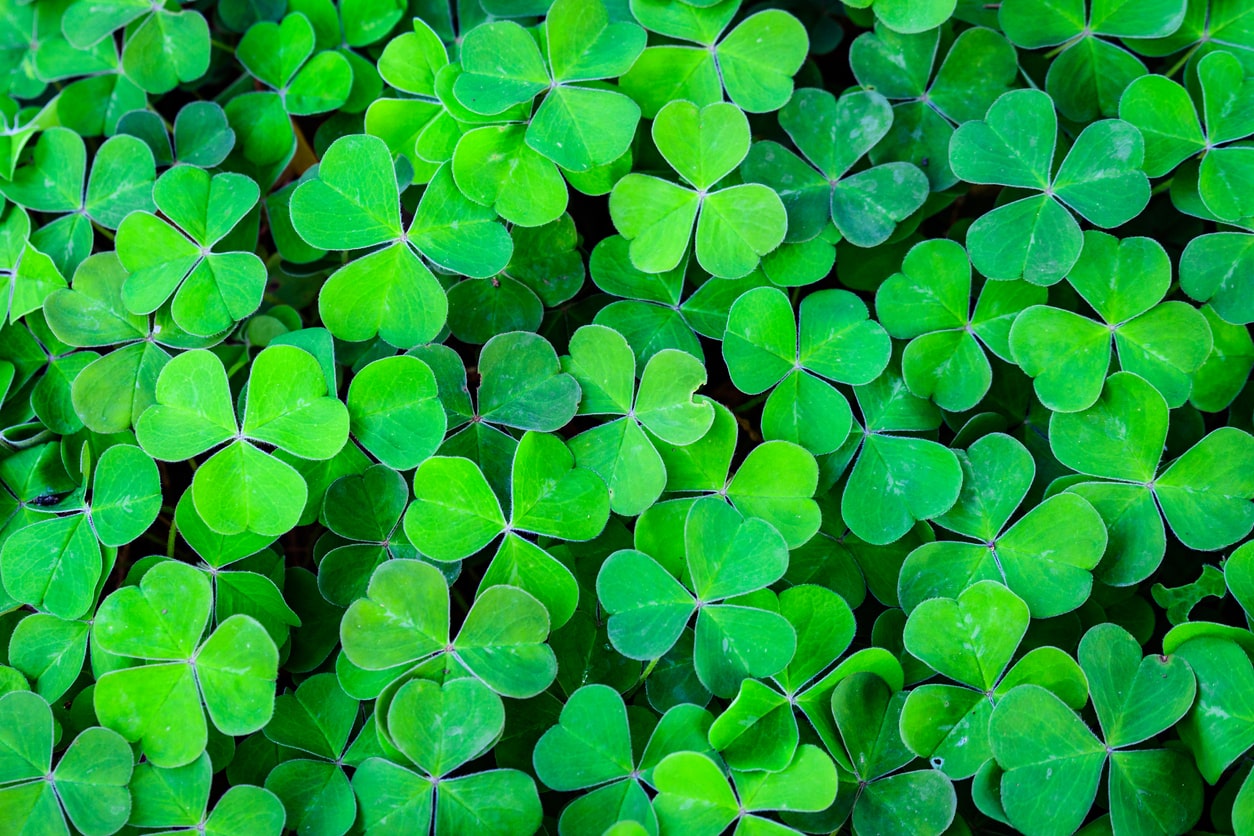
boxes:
[0,0,1252,834]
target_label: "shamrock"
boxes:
[1,442,161,619]
[563,324,714,516]
[620,1,809,115]
[609,100,788,279]
[837,364,964,546]
[650,746,839,836]
[115,165,265,337]
[354,675,542,835]
[291,135,512,348]
[0,691,133,836]
[740,88,929,248]
[44,253,222,434]
[0,127,155,276]
[1009,231,1213,411]
[988,624,1199,836]
[1121,50,1254,223]
[724,286,891,455]
[315,465,423,606]
[403,431,609,628]
[61,0,210,93]
[135,345,350,536]
[827,672,957,836]
[998,0,1187,121]
[949,88,1151,284]
[92,559,280,768]
[898,432,1107,618]
[849,24,1019,189]
[231,13,353,164]
[452,0,644,173]
[1048,372,1254,578]
[127,753,286,835]
[533,684,716,835]
[899,581,1089,779]
[263,674,362,836]
[1180,232,1254,325]
[412,331,582,484]
[876,239,1046,412]
[597,496,796,698]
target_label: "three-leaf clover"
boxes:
[136,345,350,536]
[609,100,787,279]
[563,324,714,516]
[291,135,512,348]
[899,580,1089,779]
[116,165,266,337]
[949,88,1151,284]
[0,691,133,836]
[898,432,1107,618]
[724,286,891,455]
[740,88,929,248]
[597,496,797,698]
[1121,50,1254,223]
[998,0,1188,121]
[876,239,1045,412]
[1009,231,1213,411]
[404,431,609,628]
[353,675,542,835]
[988,624,1199,836]
[92,559,280,768]
[1049,372,1254,572]
[621,1,809,115]
[452,0,644,173]
[838,365,964,545]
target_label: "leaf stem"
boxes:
[1163,43,1201,79]
[166,514,178,557]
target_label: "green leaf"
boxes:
[347,355,446,470]
[291,134,402,248]
[904,581,1030,692]
[404,457,506,562]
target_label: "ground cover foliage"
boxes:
[1,0,1254,833]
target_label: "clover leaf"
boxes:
[91,560,279,768]
[62,0,211,93]
[741,88,929,248]
[453,0,644,173]
[651,746,839,836]
[403,430,608,627]
[0,691,133,836]
[610,100,787,279]
[622,2,809,114]
[136,345,349,536]
[899,581,1089,780]
[898,432,1107,617]
[950,88,1151,283]
[291,135,512,348]
[563,324,713,515]
[829,671,957,836]
[724,286,890,455]
[876,239,1045,412]
[340,559,557,699]
[597,496,796,697]
[131,756,285,835]
[989,624,1199,836]
[533,684,716,835]
[1051,371,1254,565]
[1009,231,1213,411]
